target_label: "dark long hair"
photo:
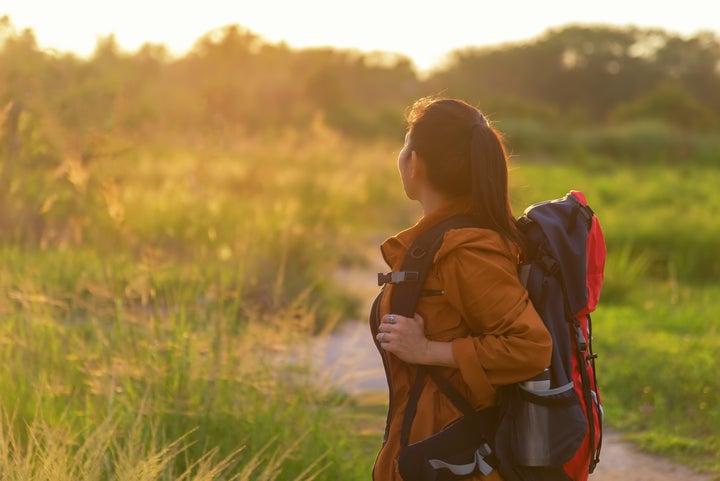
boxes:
[405,96,523,249]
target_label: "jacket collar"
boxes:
[381,197,473,269]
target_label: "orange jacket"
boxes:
[371,199,553,481]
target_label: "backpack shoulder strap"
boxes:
[381,214,477,318]
[381,215,479,448]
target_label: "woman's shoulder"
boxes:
[434,226,520,264]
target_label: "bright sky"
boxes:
[2,0,719,72]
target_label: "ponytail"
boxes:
[469,122,524,249]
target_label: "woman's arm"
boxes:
[437,233,552,387]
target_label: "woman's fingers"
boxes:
[382,313,398,325]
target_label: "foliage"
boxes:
[2,16,720,145]
[432,25,720,125]
[0,125,410,324]
[1,14,719,478]
[497,117,720,165]
[609,80,719,130]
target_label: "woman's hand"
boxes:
[377,313,457,367]
[377,313,429,364]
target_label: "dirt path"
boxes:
[591,430,713,481]
[309,319,714,481]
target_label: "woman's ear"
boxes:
[410,151,425,180]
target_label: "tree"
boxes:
[426,25,720,125]
[610,80,718,130]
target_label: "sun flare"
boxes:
[3,0,718,72]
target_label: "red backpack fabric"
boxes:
[562,191,605,481]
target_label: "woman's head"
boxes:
[404,96,521,246]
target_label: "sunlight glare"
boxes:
[2,0,719,72]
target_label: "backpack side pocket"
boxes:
[495,383,587,469]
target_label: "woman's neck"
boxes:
[418,189,467,217]
[418,190,447,216]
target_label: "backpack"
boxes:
[371,190,605,481]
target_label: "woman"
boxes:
[371,97,552,481]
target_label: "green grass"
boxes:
[0,257,377,479]
[1,127,719,479]
[598,285,720,473]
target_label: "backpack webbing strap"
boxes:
[400,366,495,447]
[400,366,427,447]
[428,369,480,418]
[573,317,600,473]
[587,313,603,470]
[400,365,500,464]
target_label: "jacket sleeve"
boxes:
[435,229,552,395]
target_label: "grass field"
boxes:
[1,126,718,479]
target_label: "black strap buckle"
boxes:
[377,271,419,286]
